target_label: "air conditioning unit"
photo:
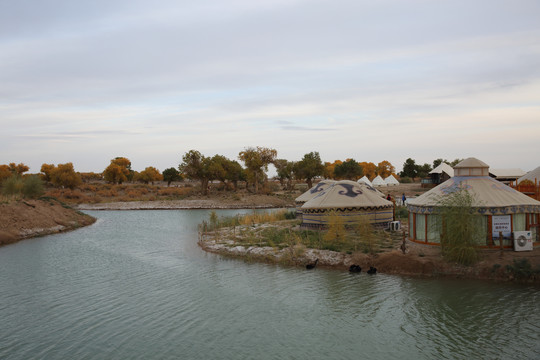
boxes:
[513,231,533,252]
[389,221,401,231]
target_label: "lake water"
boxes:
[0,210,539,360]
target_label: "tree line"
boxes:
[1,150,461,196]
[399,158,463,181]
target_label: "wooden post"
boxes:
[499,231,504,257]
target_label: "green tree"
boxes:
[238,147,277,193]
[179,150,212,195]
[162,167,182,186]
[294,152,325,188]
[417,163,432,179]
[334,159,363,180]
[207,155,229,188]
[400,158,418,180]
[274,159,295,190]
[224,159,245,190]
[432,158,444,169]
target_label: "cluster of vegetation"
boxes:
[435,187,482,266]
[400,158,463,181]
[504,259,540,281]
[1,149,457,204]
[200,210,400,256]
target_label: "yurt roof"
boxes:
[372,175,386,186]
[454,157,489,169]
[357,176,373,187]
[301,180,393,210]
[429,163,454,177]
[295,180,336,202]
[384,174,400,185]
[518,166,540,184]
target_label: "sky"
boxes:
[1,0,540,175]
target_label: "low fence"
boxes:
[511,180,540,201]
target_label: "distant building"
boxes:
[421,163,454,188]
[489,168,526,185]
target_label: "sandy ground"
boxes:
[0,199,96,246]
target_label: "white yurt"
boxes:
[384,175,400,186]
[372,175,386,187]
[301,180,394,228]
[407,158,540,247]
[295,180,336,216]
[357,176,373,187]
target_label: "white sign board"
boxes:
[492,215,511,239]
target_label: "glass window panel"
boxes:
[472,216,487,245]
[427,215,441,243]
[513,214,526,231]
[416,214,426,241]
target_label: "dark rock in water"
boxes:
[349,264,362,273]
[367,266,377,274]
[306,258,319,270]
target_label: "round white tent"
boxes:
[407,158,540,247]
[301,180,394,228]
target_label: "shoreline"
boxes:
[198,226,540,283]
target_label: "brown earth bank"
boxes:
[199,229,540,283]
[0,199,96,247]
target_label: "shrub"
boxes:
[1,175,44,199]
[22,175,44,199]
[400,177,413,183]
[505,259,536,280]
[2,175,24,197]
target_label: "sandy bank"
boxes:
[0,199,96,246]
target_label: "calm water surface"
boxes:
[0,210,539,360]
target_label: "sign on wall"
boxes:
[492,215,511,240]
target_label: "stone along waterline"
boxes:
[0,210,538,360]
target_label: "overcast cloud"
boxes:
[1,0,539,173]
